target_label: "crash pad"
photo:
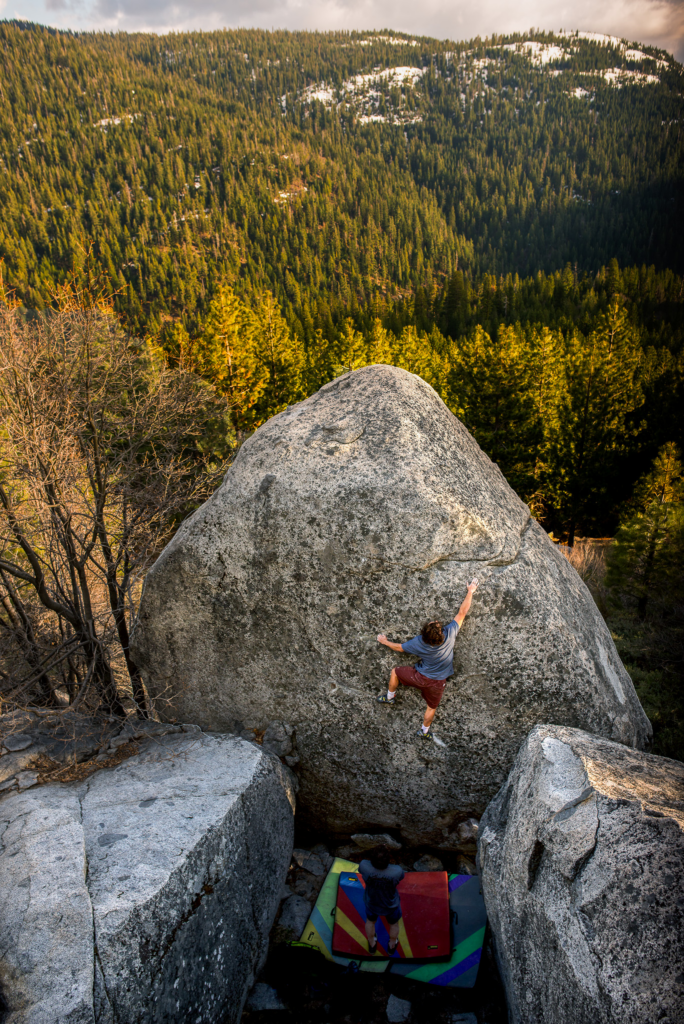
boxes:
[389,874,487,987]
[332,870,451,960]
[299,858,388,974]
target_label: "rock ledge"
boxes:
[0,732,295,1024]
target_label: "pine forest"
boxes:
[0,21,682,755]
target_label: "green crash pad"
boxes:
[297,862,487,987]
[389,874,487,987]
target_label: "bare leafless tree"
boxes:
[0,304,232,718]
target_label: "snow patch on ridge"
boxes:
[301,66,426,126]
[302,65,425,103]
[503,41,567,64]
[295,34,669,124]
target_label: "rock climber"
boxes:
[376,579,479,742]
[358,844,405,955]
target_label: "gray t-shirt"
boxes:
[358,860,404,914]
[401,619,459,679]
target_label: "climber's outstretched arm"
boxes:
[377,634,404,652]
[455,579,479,627]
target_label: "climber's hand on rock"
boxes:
[468,578,479,593]
[377,634,404,652]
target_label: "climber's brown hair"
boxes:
[369,844,392,870]
[421,620,444,646]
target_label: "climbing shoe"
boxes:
[376,694,397,705]
[415,728,435,741]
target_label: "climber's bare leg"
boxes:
[376,667,400,706]
[388,920,400,950]
[423,705,436,730]
[365,918,377,950]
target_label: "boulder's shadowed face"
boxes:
[131,364,651,846]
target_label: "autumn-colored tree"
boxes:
[0,306,232,715]
[250,290,306,423]
[446,323,560,501]
[194,286,269,430]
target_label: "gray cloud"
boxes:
[15,0,684,61]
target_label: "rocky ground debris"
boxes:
[413,854,445,871]
[0,710,193,795]
[386,993,412,1022]
[352,832,402,850]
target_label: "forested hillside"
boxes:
[1,21,683,533]
[0,22,682,752]
[0,23,682,335]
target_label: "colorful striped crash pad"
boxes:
[332,870,451,960]
[298,860,487,987]
[299,858,389,973]
[389,874,487,987]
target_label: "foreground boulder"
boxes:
[478,724,684,1024]
[0,732,295,1023]
[131,364,650,844]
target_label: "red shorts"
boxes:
[395,666,447,709]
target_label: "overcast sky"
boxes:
[6,0,684,61]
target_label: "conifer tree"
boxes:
[545,300,644,542]
[251,290,306,424]
[607,443,684,618]
[195,286,268,430]
[446,323,546,500]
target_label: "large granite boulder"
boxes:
[131,364,651,844]
[0,732,295,1024]
[478,724,684,1024]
